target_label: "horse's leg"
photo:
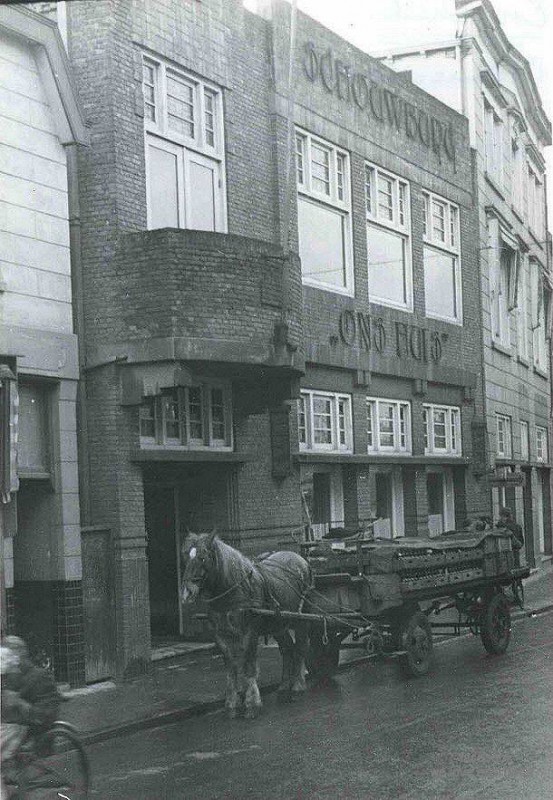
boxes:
[242,627,262,719]
[290,623,309,695]
[215,633,241,718]
[273,629,294,697]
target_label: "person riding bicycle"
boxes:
[1,636,61,799]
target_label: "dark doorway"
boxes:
[144,486,179,637]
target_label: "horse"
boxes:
[180,531,312,719]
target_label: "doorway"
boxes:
[145,486,179,637]
[373,468,404,539]
[426,469,455,536]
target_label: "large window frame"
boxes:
[531,257,549,373]
[422,190,462,324]
[536,426,548,463]
[143,55,227,233]
[423,404,462,456]
[483,96,503,185]
[520,420,529,461]
[365,161,412,311]
[495,413,513,459]
[295,128,353,295]
[139,382,233,450]
[366,397,412,455]
[17,380,52,478]
[298,390,353,453]
[527,162,544,240]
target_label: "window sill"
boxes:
[484,172,505,201]
[369,298,414,314]
[131,448,250,462]
[528,227,545,249]
[533,365,548,380]
[491,339,512,358]
[425,311,463,327]
[511,205,524,225]
[303,281,354,299]
[17,471,52,481]
[516,355,530,368]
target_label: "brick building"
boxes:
[18,0,488,681]
[0,4,88,684]
[376,0,553,570]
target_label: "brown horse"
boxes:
[180,532,312,718]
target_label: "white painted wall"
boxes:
[0,30,72,333]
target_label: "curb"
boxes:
[80,601,553,746]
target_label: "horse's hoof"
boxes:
[244,705,261,720]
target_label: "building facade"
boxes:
[0,4,88,684]
[377,0,553,569]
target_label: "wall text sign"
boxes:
[302,41,456,164]
[338,309,447,363]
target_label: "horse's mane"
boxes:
[210,536,255,595]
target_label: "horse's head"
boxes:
[180,530,217,604]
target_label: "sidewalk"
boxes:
[63,564,553,745]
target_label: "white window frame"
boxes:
[298,390,353,453]
[365,162,412,311]
[527,162,544,240]
[496,413,513,459]
[422,190,462,324]
[295,128,353,295]
[491,242,518,349]
[531,258,549,373]
[483,95,503,185]
[423,404,462,456]
[536,426,548,463]
[143,55,227,232]
[139,382,233,450]
[520,420,529,461]
[366,397,412,454]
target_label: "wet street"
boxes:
[88,611,553,800]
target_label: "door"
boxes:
[427,472,444,536]
[374,472,392,538]
[145,486,179,638]
[312,473,331,539]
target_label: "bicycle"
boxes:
[3,720,90,799]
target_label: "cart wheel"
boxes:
[397,610,433,677]
[480,592,511,655]
[306,630,341,682]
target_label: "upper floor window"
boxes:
[422,191,462,323]
[366,397,411,454]
[295,129,353,295]
[143,56,226,232]
[517,255,529,361]
[365,162,412,310]
[18,381,51,477]
[520,420,529,461]
[423,404,461,456]
[298,390,352,452]
[491,243,517,349]
[496,413,512,459]
[511,131,524,214]
[536,426,548,463]
[483,98,503,184]
[531,258,549,373]
[139,382,232,450]
[527,164,544,240]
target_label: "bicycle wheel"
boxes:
[21,724,90,799]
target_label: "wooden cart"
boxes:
[254,530,529,680]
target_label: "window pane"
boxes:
[365,165,374,215]
[148,143,179,229]
[368,226,407,306]
[210,388,226,441]
[296,134,305,185]
[162,391,180,440]
[338,398,347,445]
[366,400,374,447]
[188,387,203,440]
[313,396,332,444]
[139,398,156,440]
[422,194,429,237]
[377,174,393,220]
[298,397,307,444]
[423,407,429,450]
[311,143,331,194]
[336,154,345,201]
[432,199,446,241]
[188,159,216,231]
[298,197,347,288]
[433,409,447,449]
[204,89,216,147]
[18,383,49,471]
[379,403,395,447]
[424,246,457,319]
[143,62,156,122]
[167,74,194,138]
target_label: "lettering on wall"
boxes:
[301,41,456,164]
[338,310,447,363]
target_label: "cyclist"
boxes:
[1,636,61,799]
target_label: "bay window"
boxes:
[422,191,462,323]
[143,56,226,232]
[365,162,412,310]
[366,397,411,454]
[296,129,353,294]
[139,383,232,449]
[298,390,352,452]
[424,404,461,456]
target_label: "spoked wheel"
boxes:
[480,591,511,655]
[17,724,90,799]
[306,629,342,682]
[396,609,433,677]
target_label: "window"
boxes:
[298,390,352,452]
[511,131,524,213]
[365,162,411,310]
[366,397,411,454]
[139,383,232,449]
[484,98,503,184]
[422,191,461,323]
[423,404,462,456]
[517,255,529,360]
[527,164,544,239]
[143,56,226,232]
[496,414,512,459]
[531,258,549,372]
[296,129,352,294]
[17,382,50,475]
[491,244,518,348]
[520,420,529,461]
[536,426,548,463]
